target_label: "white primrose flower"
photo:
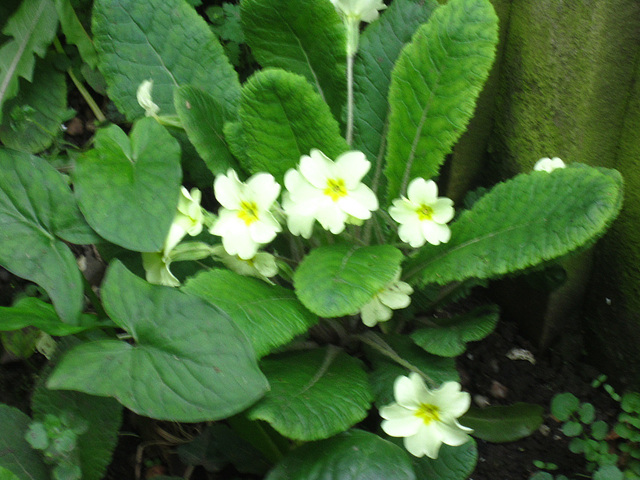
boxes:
[380,373,473,459]
[211,245,278,280]
[330,0,387,23]
[164,187,205,253]
[136,79,160,117]
[389,178,454,248]
[283,149,378,238]
[534,157,566,173]
[360,270,413,327]
[210,169,282,260]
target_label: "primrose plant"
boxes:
[0,0,624,478]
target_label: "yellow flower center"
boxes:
[324,178,348,202]
[416,204,434,221]
[414,403,440,425]
[238,201,260,225]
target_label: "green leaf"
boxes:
[591,421,609,440]
[353,0,438,174]
[594,465,624,480]
[241,0,346,119]
[47,261,268,422]
[0,297,102,336]
[0,404,49,480]
[562,421,583,437]
[366,334,459,407]
[412,439,477,480]
[294,245,403,317]
[0,0,58,123]
[411,304,499,357]
[248,347,372,441]
[579,403,596,424]
[237,69,348,182]
[404,166,624,285]
[0,149,97,324]
[460,403,544,443]
[0,467,21,480]
[73,118,182,252]
[174,85,240,176]
[622,393,640,413]
[0,59,70,153]
[183,269,318,358]
[266,430,415,480]
[31,381,123,480]
[54,0,98,69]
[551,392,580,422]
[385,0,498,199]
[92,0,240,120]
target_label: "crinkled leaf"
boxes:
[0,149,97,324]
[413,440,478,480]
[0,297,102,336]
[0,59,71,153]
[92,0,239,120]
[174,85,239,175]
[411,304,499,357]
[248,348,372,441]
[183,269,318,358]
[237,69,348,182]
[54,0,98,69]
[460,403,544,443]
[353,0,438,174]
[241,0,345,119]
[294,245,403,317]
[266,430,415,480]
[47,261,268,422]
[0,404,49,480]
[404,166,624,285]
[0,467,20,480]
[366,334,459,407]
[0,0,58,123]
[385,0,498,199]
[73,118,182,252]
[32,377,123,480]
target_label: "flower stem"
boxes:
[346,52,355,146]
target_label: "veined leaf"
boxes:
[385,0,498,200]
[248,348,372,441]
[0,149,97,324]
[54,0,98,69]
[47,261,268,422]
[238,69,348,182]
[404,166,624,286]
[266,430,415,480]
[92,0,240,120]
[0,405,49,480]
[241,0,346,119]
[0,0,58,123]
[294,245,403,317]
[73,118,182,252]
[353,0,438,178]
[461,403,544,443]
[183,269,318,358]
[174,85,239,175]
[413,440,477,480]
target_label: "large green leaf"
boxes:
[411,304,499,357]
[183,269,318,358]
[460,403,544,443]
[413,439,477,480]
[353,0,438,174]
[174,85,239,176]
[294,245,403,317]
[237,69,348,182]
[0,404,49,480]
[404,166,624,285]
[73,118,182,252]
[248,348,372,441]
[0,149,97,324]
[0,297,102,336]
[0,0,58,123]
[92,0,240,120]
[241,0,346,119]
[32,378,123,480]
[47,261,268,422]
[54,0,98,69]
[0,59,70,153]
[0,467,20,480]
[385,0,498,199]
[266,430,415,480]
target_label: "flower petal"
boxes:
[389,199,416,224]
[360,297,392,327]
[431,198,455,224]
[421,221,451,245]
[407,178,437,204]
[334,151,371,188]
[435,420,472,447]
[394,375,421,408]
[214,170,243,210]
[315,203,347,234]
[249,217,280,244]
[300,149,333,188]
[398,219,427,248]
[341,184,378,216]
[381,413,422,438]
[246,172,281,207]
[378,287,411,310]
[404,423,443,459]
